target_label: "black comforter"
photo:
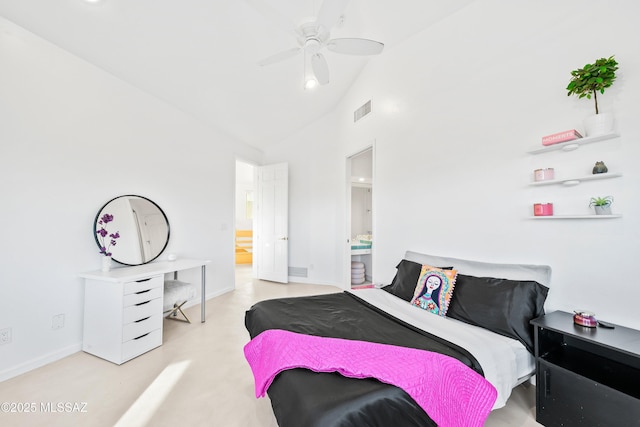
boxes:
[244,291,483,427]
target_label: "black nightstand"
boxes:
[530,311,640,426]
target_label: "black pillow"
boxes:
[383,259,452,302]
[447,274,549,354]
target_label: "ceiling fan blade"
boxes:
[258,47,301,66]
[244,0,302,37]
[327,38,384,55]
[311,53,330,85]
[315,0,350,31]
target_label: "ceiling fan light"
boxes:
[304,78,318,90]
[304,39,321,55]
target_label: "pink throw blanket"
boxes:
[244,329,497,427]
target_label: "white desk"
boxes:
[79,258,210,364]
[80,258,210,322]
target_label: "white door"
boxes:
[256,163,289,283]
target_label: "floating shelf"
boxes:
[530,214,622,220]
[530,172,622,187]
[528,132,619,154]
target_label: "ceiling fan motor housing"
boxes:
[299,22,330,54]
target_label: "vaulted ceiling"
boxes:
[0,0,475,151]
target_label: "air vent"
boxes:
[354,100,372,123]
[288,267,308,278]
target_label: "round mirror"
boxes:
[94,195,170,266]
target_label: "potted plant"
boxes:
[589,196,613,215]
[566,55,618,136]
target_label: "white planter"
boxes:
[101,256,112,272]
[584,113,614,137]
[594,205,612,215]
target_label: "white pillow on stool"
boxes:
[163,280,195,312]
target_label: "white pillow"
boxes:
[403,251,551,287]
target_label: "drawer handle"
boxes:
[544,369,551,398]
[135,316,151,323]
[136,278,152,283]
[133,332,150,340]
[135,289,151,295]
[135,300,151,306]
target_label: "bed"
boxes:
[244,251,551,427]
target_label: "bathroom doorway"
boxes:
[347,147,373,289]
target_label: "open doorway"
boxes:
[348,147,373,289]
[235,160,255,287]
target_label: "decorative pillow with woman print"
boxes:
[410,265,458,317]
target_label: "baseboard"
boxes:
[204,286,234,303]
[0,342,82,383]
[168,286,234,316]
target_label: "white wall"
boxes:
[264,0,640,329]
[265,111,346,285]
[0,18,262,380]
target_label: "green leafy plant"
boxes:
[566,56,618,114]
[589,196,613,207]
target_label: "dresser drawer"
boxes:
[123,276,163,295]
[123,297,162,324]
[122,314,163,342]
[122,328,162,362]
[123,286,163,307]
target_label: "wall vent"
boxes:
[354,100,372,123]
[288,267,308,278]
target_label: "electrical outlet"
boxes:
[0,328,11,345]
[52,314,65,330]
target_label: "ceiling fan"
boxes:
[246,0,384,87]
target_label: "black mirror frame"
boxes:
[94,194,170,266]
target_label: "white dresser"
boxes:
[80,259,210,365]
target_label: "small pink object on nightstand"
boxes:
[573,311,597,328]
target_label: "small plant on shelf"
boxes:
[589,196,613,207]
[589,196,613,215]
[566,56,618,115]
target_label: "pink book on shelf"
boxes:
[541,129,582,146]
